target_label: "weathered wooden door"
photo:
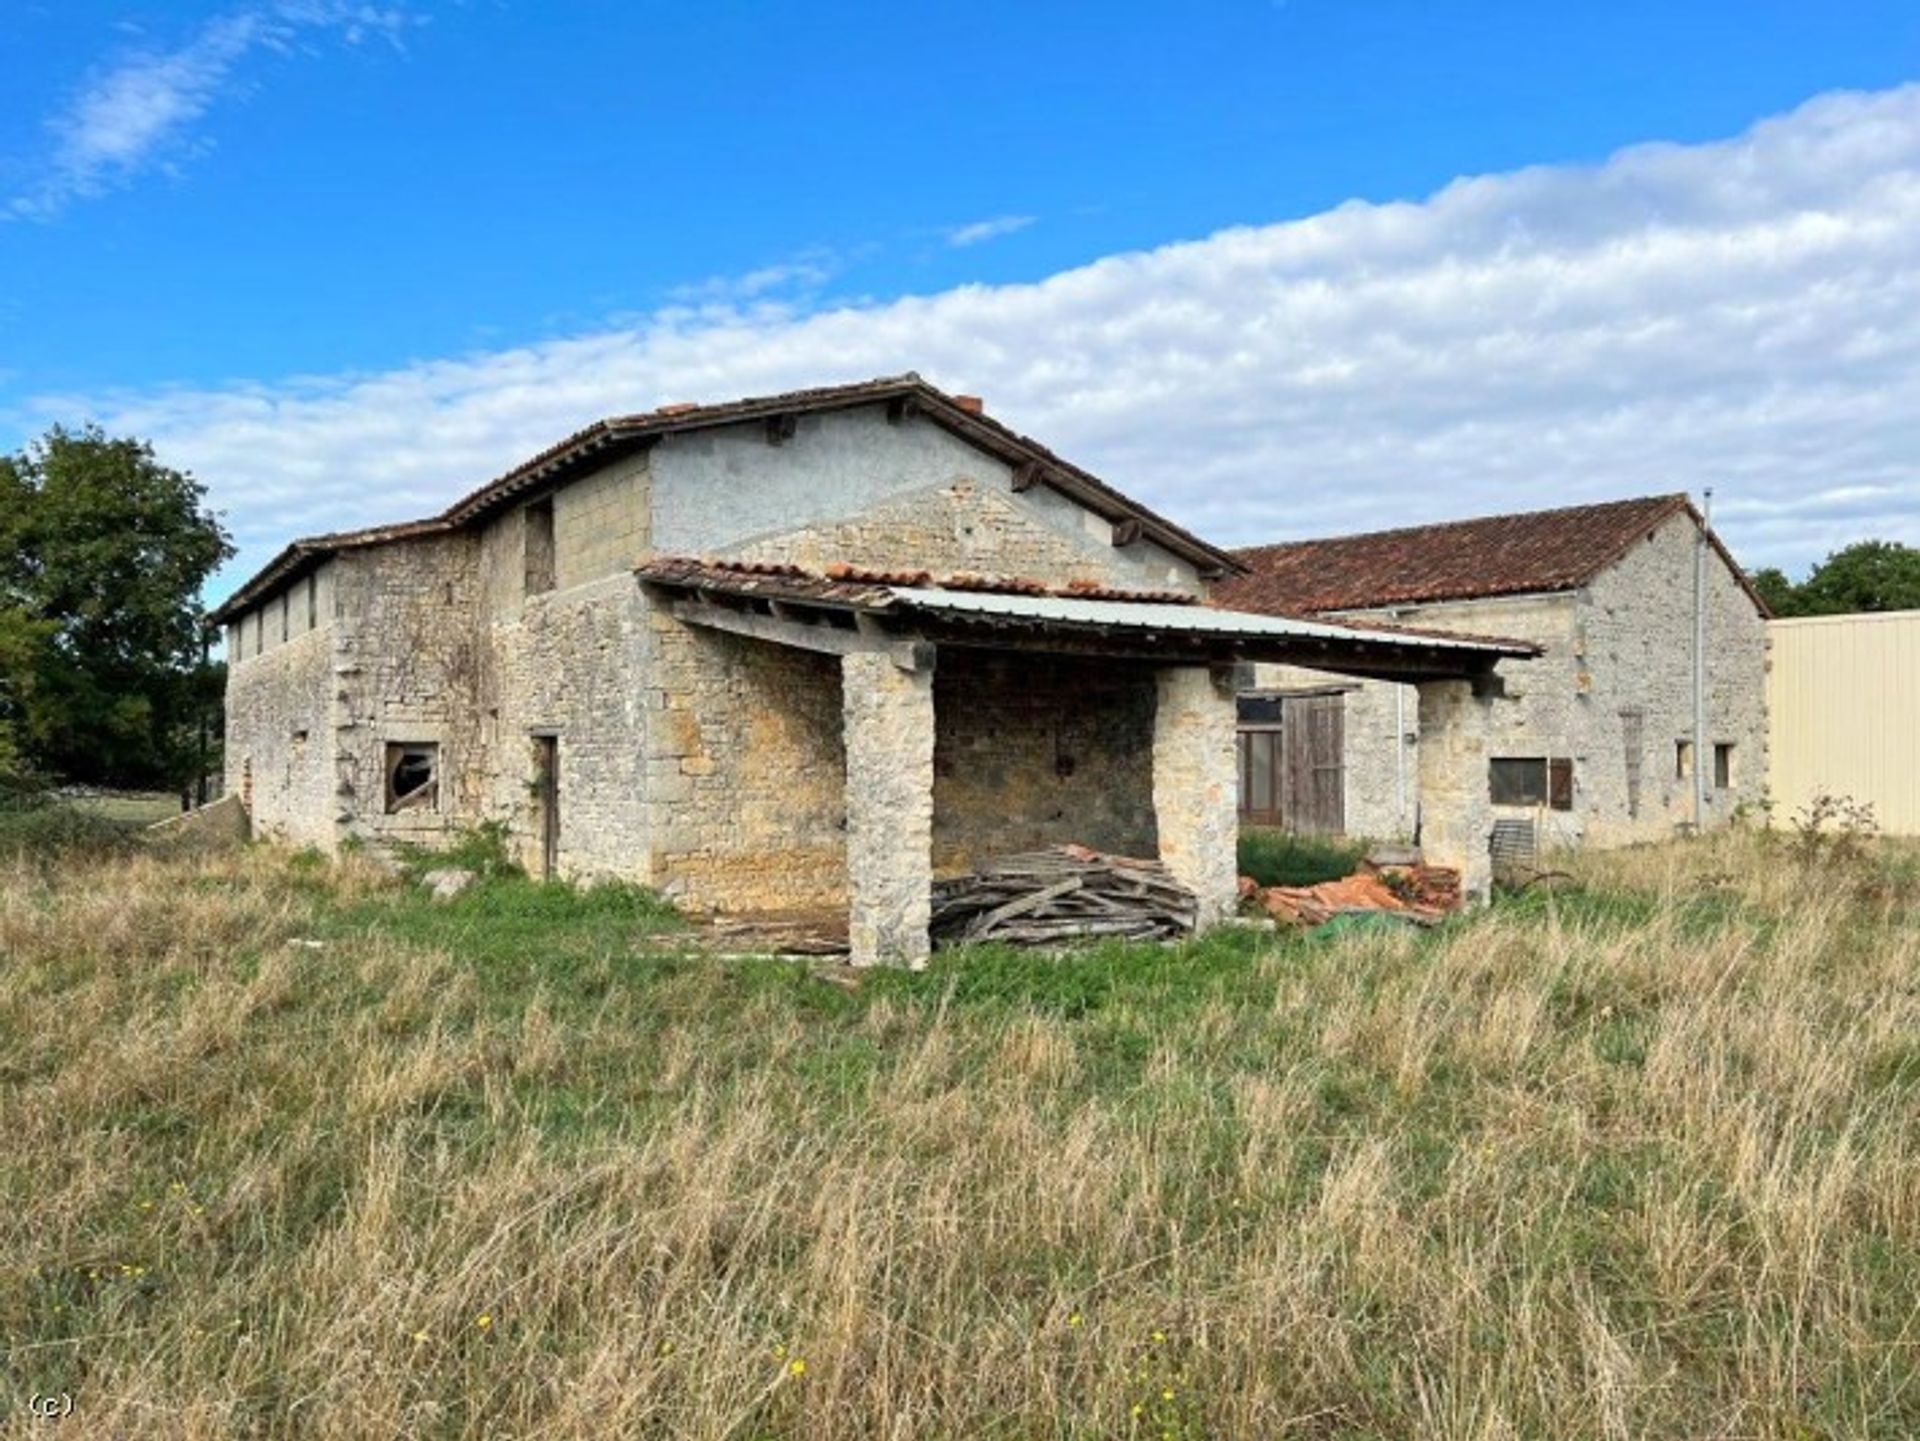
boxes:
[1236,694,1345,834]
[532,735,559,879]
[1286,694,1345,835]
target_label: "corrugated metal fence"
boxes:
[1768,609,1920,834]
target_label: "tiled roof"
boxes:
[1218,494,1769,617]
[212,374,1240,622]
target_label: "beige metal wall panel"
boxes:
[1768,610,1920,834]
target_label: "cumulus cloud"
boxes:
[9,3,419,219]
[946,214,1036,247]
[27,83,1920,594]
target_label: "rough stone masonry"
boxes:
[217,376,1528,964]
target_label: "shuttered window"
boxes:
[1490,757,1575,811]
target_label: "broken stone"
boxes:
[420,867,475,902]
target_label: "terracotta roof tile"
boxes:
[1218,495,1767,617]
[214,374,1240,622]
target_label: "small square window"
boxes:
[1675,740,1694,781]
[1490,757,1575,811]
[1713,743,1734,790]
[1490,757,1547,806]
[385,742,439,813]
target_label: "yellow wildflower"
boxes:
[474,1313,492,1331]
[787,1359,807,1378]
[1067,1312,1084,1328]
[411,1331,429,1345]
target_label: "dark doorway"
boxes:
[532,735,559,879]
[1236,692,1345,834]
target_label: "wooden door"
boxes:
[1289,694,1346,835]
[533,735,559,879]
[1236,694,1345,834]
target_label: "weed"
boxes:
[1236,827,1368,887]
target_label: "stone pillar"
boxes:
[842,650,935,967]
[1152,665,1239,929]
[1416,678,1494,904]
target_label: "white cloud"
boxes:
[946,214,1036,247]
[9,3,419,220]
[26,83,1920,594]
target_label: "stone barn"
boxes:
[1217,496,1771,855]
[215,375,1531,963]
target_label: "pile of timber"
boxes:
[931,845,1199,945]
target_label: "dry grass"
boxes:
[1,831,1915,1438]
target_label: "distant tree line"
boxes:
[1748,540,1920,618]
[0,426,231,795]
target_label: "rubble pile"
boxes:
[1241,852,1463,928]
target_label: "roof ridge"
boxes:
[213,372,1238,623]
[1231,492,1689,558]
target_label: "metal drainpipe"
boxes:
[1693,488,1713,831]
[1394,681,1408,838]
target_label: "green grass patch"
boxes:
[1235,827,1368,886]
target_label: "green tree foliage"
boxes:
[0,426,233,788]
[1794,540,1920,616]
[1747,565,1798,617]
[1746,540,1920,618]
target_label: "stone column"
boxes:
[1152,665,1239,929]
[842,649,935,967]
[1416,678,1495,903]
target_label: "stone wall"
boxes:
[654,405,1205,593]
[477,574,652,878]
[472,479,653,879]
[226,563,334,666]
[225,402,1228,912]
[330,534,486,847]
[1240,510,1767,851]
[1578,513,1769,842]
[224,620,336,848]
[642,611,849,911]
[932,650,1157,872]
[553,452,649,592]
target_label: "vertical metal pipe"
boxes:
[1395,682,1407,837]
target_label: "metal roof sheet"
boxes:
[894,587,1534,656]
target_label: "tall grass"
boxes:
[0,832,1914,1438]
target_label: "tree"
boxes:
[1744,541,1920,618]
[1794,540,1920,617]
[1748,565,1801,617]
[0,426,233,789]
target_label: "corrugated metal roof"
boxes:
[895,587,1534,656]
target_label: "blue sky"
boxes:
[5,2,1920,597]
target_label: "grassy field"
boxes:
[0,831,1915,1438]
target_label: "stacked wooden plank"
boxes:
[931,844,1199,945]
